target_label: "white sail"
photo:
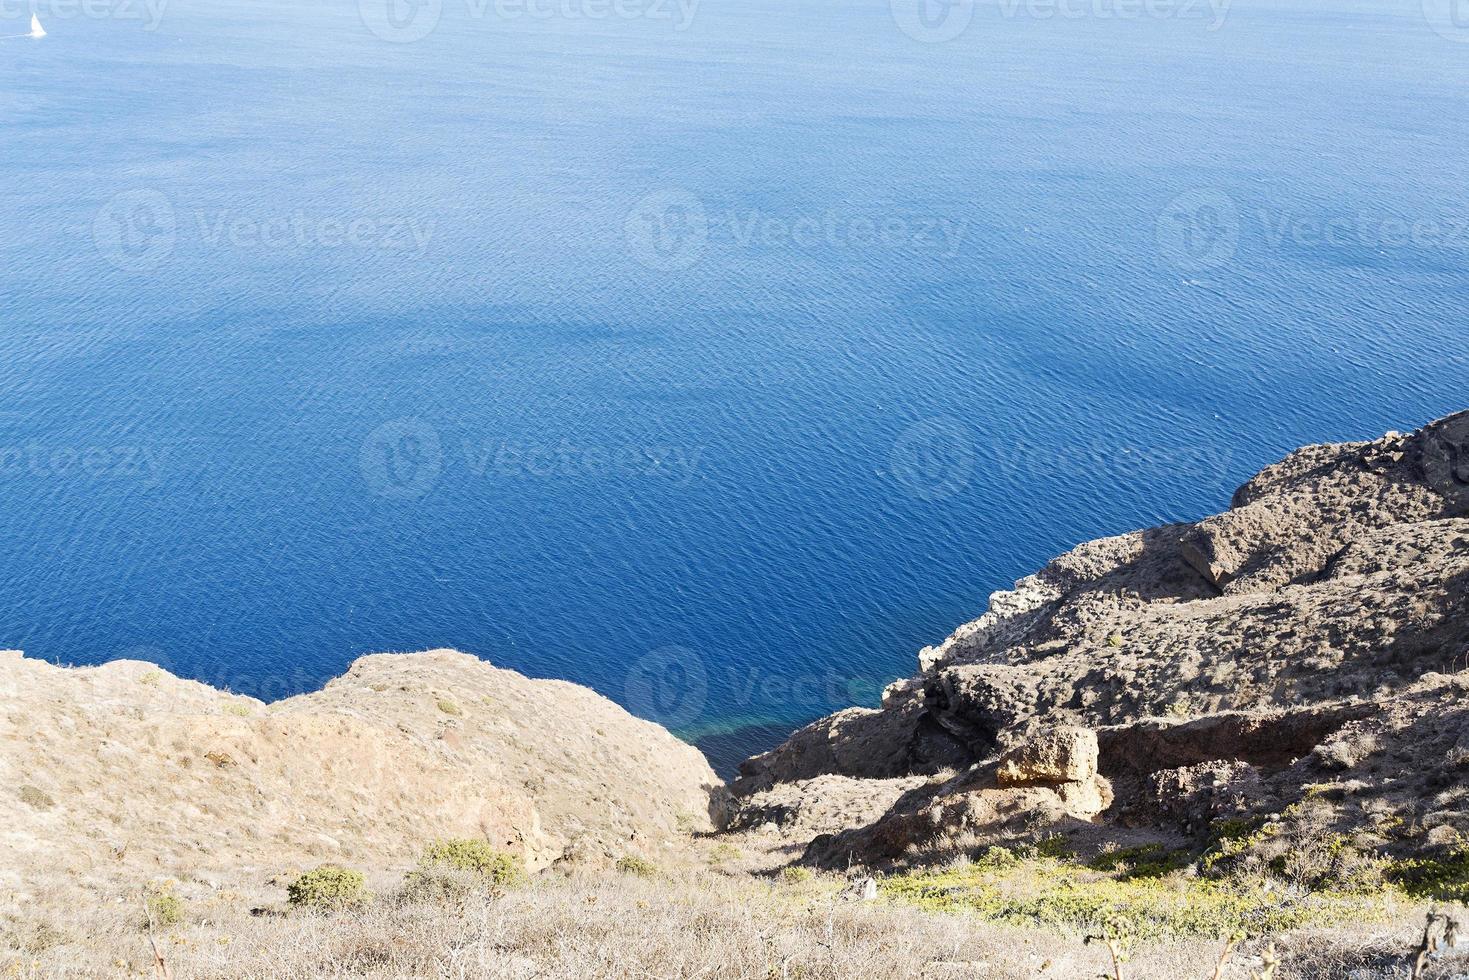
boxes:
[30,13,45,37]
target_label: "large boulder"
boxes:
[996,726,1098,787]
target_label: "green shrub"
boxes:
[1029,835,1074,860]
[436,699,462,716]
[421,839,525,887]
[1199,817,1273,875]
[1387,849,1469,902]
[883,858,1387,941]
[779,866,813,884]
[616,856,657,878]
[287,865,369,910]
[975,845,1019,870]
[1089,844,1191,880]
[144,892,184,928]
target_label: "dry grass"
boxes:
[0,869,1439,979]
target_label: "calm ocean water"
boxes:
[1,0,1465,773]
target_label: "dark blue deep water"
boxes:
[1,0,1465,773]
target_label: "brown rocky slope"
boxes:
[731,411,1469,869]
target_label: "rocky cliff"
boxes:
[0,649,719,900]
[731,411,1469,870]
[5,416,1469,977]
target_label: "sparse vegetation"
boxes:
[616,856,658,878]
[435,698,462,716]
[779,866,813,884]
[1269,831,1387,895]
[400,839,526,902]
[1195,803,1390,895]
[286,865,368,911]
[3,868,1431,978]
[1200,817,1273,875]
[17,785,55,810]
[881,848,1394,942]
[14,922,70,953]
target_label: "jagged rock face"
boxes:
[733,411,1469,866]
[799,734,1114,867]
[0,650,720,898]
[1180,426,1455,593]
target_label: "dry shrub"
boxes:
[2,867,1443,979]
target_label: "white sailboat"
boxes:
[30,13,45,37]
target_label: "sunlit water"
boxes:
[1,0,1465,774]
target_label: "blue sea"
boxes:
[1,0,1465,774]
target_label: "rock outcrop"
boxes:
[0,649,719,899]
[732,411,1469,867]
[995,726,1098,787]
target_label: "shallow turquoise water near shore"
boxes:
[0,0,1465,773]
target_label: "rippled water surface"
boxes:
[1,0,1465,773]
